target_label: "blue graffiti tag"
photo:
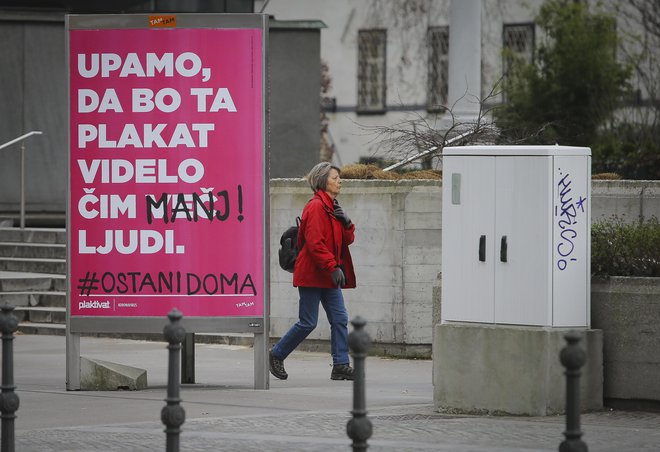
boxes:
[555,171,586,271]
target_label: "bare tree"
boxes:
[355,81,507,170]
[354,1,551,170]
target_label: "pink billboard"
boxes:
[69,27,264,318]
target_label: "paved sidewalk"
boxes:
[8,334,660,451]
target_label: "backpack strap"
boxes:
[295,216,303,249]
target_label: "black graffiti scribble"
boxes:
[146,185,244,224]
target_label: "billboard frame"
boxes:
[65,13,270,390]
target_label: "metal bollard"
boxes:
[346,316,372,451]
[559,330,588,452]
[162,308,186,452]
[0,304,19,452]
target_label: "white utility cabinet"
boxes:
[441,145,591,327]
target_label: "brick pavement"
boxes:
[9,335,660,451]
[15,408,660,451]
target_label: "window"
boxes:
[502,23,535,79]
[357,29,386,113]
[427,26,449,112]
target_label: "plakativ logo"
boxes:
[79,300,111,309]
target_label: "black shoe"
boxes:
[331,364,354,381]
[269,350,288,380]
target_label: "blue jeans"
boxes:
[272,287,349,366]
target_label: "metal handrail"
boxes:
[0,131,43,229]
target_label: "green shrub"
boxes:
[591,216,660,277]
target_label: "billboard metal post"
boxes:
[181,333,195,384]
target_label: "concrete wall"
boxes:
[270,179,441,355]
[591,277,660,406]
[433,324,603,415]
[268,23,324,178]
[270,179,660,354]
[0,20,67,214]
[591,180,660,224]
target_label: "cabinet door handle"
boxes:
[500,235,508,262]
[479,235,486,262]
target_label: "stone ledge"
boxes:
[80,357,147,391]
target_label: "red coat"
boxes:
[292,190,356,289]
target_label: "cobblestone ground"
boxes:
[8,335,660,451]
[16,408,660,451]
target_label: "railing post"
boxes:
[0,131,43,229]
[19,142,25,230]
[162,308,186,452]
[346,316,372,451]
[559,330,588,452]
[0,304,19,452]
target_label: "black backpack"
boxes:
[278,217,301,273]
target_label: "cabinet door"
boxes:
[552,155,590,326]
[441,156,495,323]
[494,156,553,325]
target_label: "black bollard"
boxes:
[559,330,588,452]
[162,308,186,452]
[346,316,372,451]
[0,304,19,452]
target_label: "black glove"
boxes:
[333,202,351,227]
[331,267,346,287]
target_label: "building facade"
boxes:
[260,0,657,168]
[260,0,543,167]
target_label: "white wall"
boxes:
[260,0,544,166]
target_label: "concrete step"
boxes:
[0,242,66,259]
[0,258,66,274]
[14,306,66,324]
[17,322,66,336]
[0,228,66,244]
[0,291,66,308]
[0,273,62,292]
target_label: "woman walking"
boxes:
[270,162,357,381]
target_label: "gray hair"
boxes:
[306,162,341,192]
